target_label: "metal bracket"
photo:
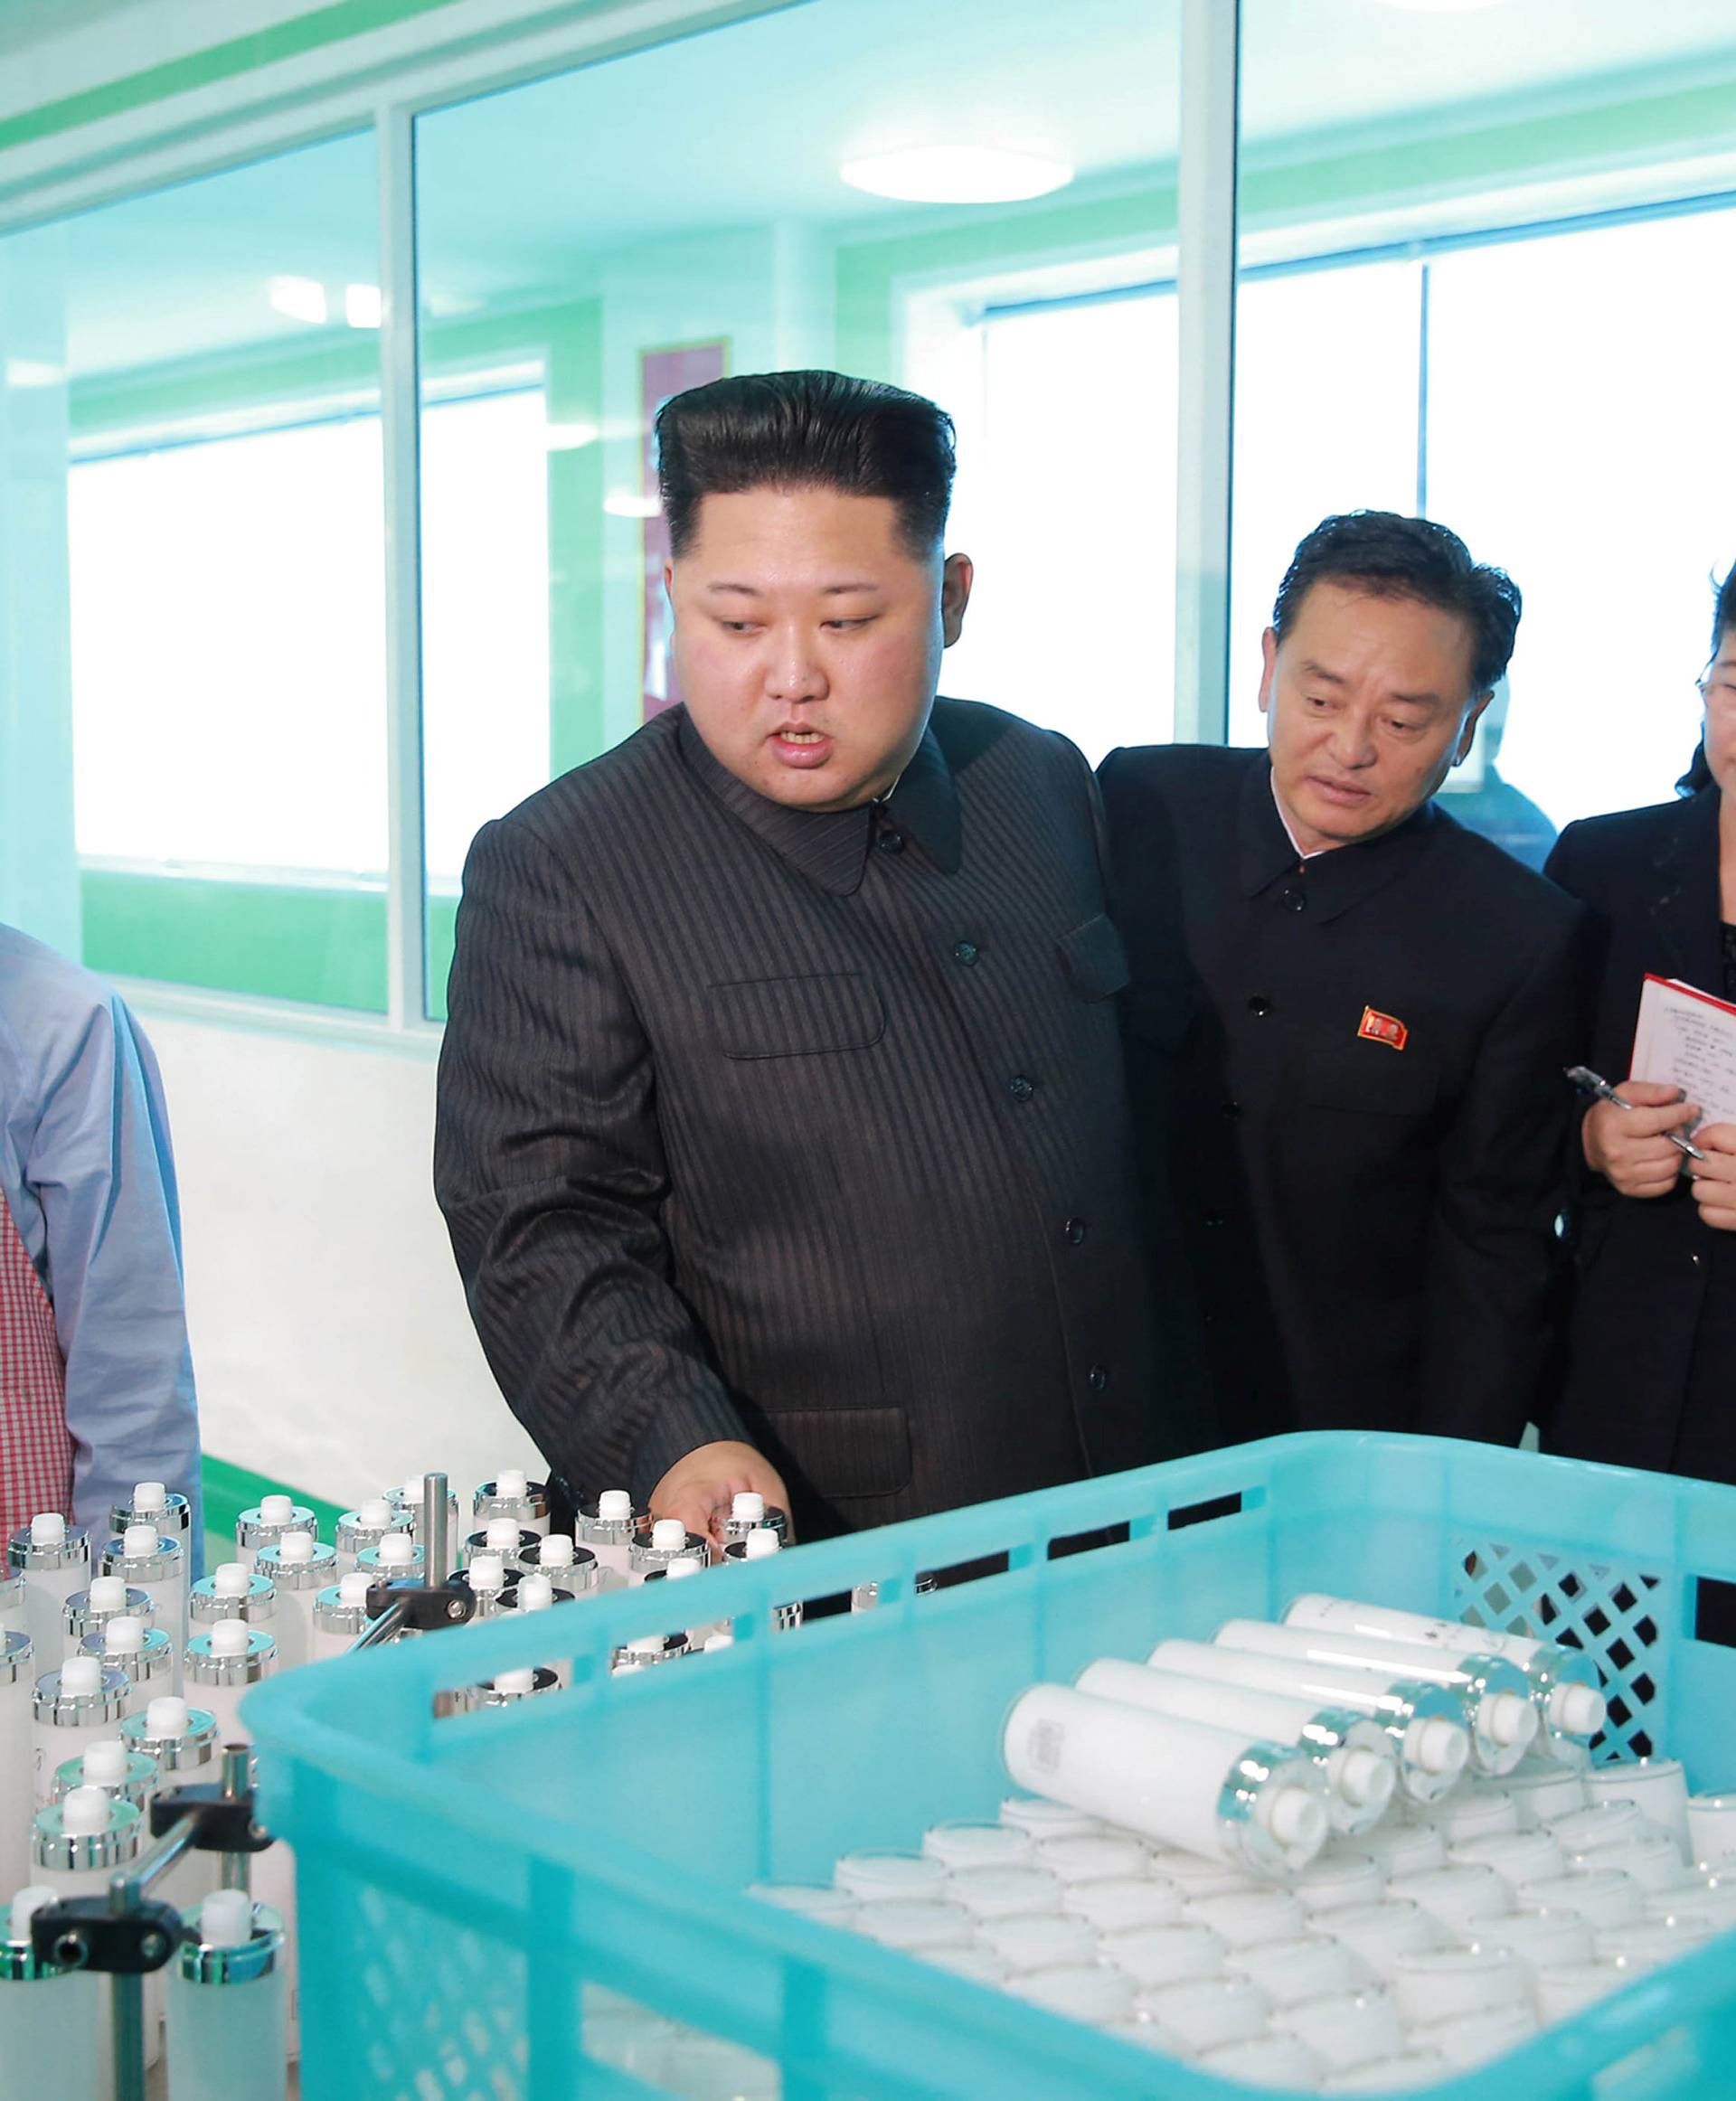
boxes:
[30,1895,183,1976]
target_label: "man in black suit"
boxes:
[435,370,1170,1546]
[1100,513,1593,1446]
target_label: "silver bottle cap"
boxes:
[611,1632,690,1671]
[519,1537,598,1587]
[385,1484,459,1532]
[473,1476,550,1526]
[629,1524,709,1577]
[0,1931,71,1983]
[476,1666,561,1706]
[33,1794,142,1874]
[234,1503,316,1556]
[460,1526,540,1570]
[177,1897,285,1985]
[312,1582,379,1637]
[33,1661,128,1729]
[335,1505,412,1559]
[720,1500,789,1546]
[8,1522,91,1577]
[0,1629,33,1687]
[80,1625,175,1688]
[100,1531,181,1586]
[109,1487,193,1542]
[119,1701,219,1773]
[255,1539,339,1593]
[356,1540,425,1581]
[190,1569,278,1627]
[52,1746,158,1813]
[184,1626,277,1687]
[579,1494,639,1549]
[64,1583,154,1647]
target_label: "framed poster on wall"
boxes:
[641,340,729,721]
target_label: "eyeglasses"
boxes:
[1696,675,1736,710]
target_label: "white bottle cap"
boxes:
[467,1554,505,1593]
[30,1512,65,1547]
[337,1572,373,1607]
[277,1531,316,1564]
[212,1563,251,1597]
[538,1535,576,1569]
[598,1490,632,1522]
[82,1739,129,1785]
[259,1495,295,1525]
[1259,1783,1328,1853]
[358,1498,393,1527]
[1407,1715,1470,1776]
[122,1523,158,1559]
[731,1492,766,1523]
[650,1518,687,1553]
[496,1468,529,1499]
[209,1620,251,1658]
[485,1518,522,1551]
[61,1656,102,1695]
[62,1785,110,1836]
[132,1483,166,1513]
[377,1533,416,1568]
[703,1630,735,1651]
[103,1616,146,1655]
[744,1527,781,1560]
[493,1668,534,1696]
[1486,1691,1538,1749]
[9,1887,58,1940]
[1335,1748,1395,1813]
[515,1574,554,1612]
[145,1697,189,1738]
[87,1576,128,1612]
[201,1888,254,1950]
[1552,1682,1607,1738]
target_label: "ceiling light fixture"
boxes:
[545,420,600,451]
[268,276,327,325]
[344,284,382,330]
[840,146,1073,205]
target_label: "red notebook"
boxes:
[1631,973,1736,1131]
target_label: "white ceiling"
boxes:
[12,0,1736,384]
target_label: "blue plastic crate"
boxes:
[245,1433,1736,2098]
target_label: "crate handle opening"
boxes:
[1166,1488,1260,1532]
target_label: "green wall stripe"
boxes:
[202,1452,346,1568]
[0,0,476,155]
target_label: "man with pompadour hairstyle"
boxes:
[436,370,1199,1547]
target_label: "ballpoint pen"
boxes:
[1563,1066,1707,1163]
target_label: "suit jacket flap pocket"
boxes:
[1306,1044,1439,1116]
[1057,913,1131,1002]
[708,972,885,1060]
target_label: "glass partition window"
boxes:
[414,0,1184,1015]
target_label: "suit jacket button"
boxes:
[1221,1100,1241,1121]
[876,828,906,855]
[1008,1074,1035,1102]
[953,940,980,966]
[1279,885,1307,913]
[1247,994,1275,1017]
[1087,1363,1110,1392]
[1203,1211,1225,1229]
[1064,1218,1089,1245]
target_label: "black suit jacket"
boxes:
[1099,744,1593,1445]
[1543,788,1736,1476]
[434,700,1170,1540]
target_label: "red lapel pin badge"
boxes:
[1358,1006,1409,1051]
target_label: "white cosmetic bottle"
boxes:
[579,1491,640,1580]
[0,1887,104,2101]
[518,1534,599,1591]
[31,1781,141,1898]
[63,1574,153,1658]
[80,1615,175,1715]
[473,1468,552,1538]
[52,1734,157,1814]
[355,1533,423,1587]
[109,1483,193,1636]
[1002,1683,1330,1877]
[1146,1635,1470,1804]
[0,1569,24,1643]
[1076,1656,1397,1835]
[189,1562,278,1641]
[101,1524,189,1677]
[719,1493,789,1549]
[119,1697,220,1911]
[8,1516,90,1666]
[183,1621,278,1746]
[1215,1617,1539,1777]
[310,1571,380,1661]
[460,1518,541,1574]
[165,1889,289,2101]
[253,1532,338,1669]
[233,1495,316,1573]
[333,1497,411,1575]
[0,1632,36,1895]
[722,1526,802,1630]
[1281,1594,1607,1761]
[31,1654,127,1805]
[629,1518,709,1583]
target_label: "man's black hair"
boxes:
[1272,511,1522,698]
[656,370,955,561]
[1678,555,1736,796]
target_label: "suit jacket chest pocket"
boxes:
[1306,1045,1439,1117]
[708,972,885,1060]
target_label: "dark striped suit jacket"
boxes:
[433,699,1170,1539]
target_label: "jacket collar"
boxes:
[1237,753,1439,925]
[1646,786,1724,994]
[675,707,961,897]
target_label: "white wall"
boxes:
[143,1011,543,1508]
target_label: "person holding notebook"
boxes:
[1543,558,1736,1481]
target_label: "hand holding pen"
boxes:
[1565,1067,1707,1197]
